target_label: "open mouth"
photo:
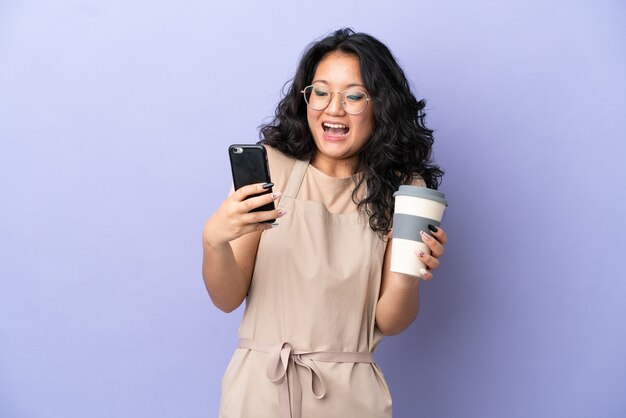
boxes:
[322,122,350,136]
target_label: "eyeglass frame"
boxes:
[300,84,372,115]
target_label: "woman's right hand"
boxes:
[203,182,285,249]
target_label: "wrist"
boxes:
[390,271,421,291]
[202,224,230,252]
[203,234,230,252]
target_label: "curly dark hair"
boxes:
[260,28,444,236]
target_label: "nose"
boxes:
[325,92,346,116]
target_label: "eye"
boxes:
[345,91,366,102]
[313,88,329,97]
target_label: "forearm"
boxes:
[200,182,281,312]
[202,239,250,313]
[375,273,420,335]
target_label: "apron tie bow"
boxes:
[239,338,374,418]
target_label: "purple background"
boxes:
[1,1,625,417]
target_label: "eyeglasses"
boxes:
[301,83,372,115]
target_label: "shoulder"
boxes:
[263,144,296,193]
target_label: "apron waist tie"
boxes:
[237,338,375,418]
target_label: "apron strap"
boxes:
[279,159,309,207]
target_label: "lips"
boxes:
[322,122,350,141]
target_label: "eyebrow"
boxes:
[311,80,367,89]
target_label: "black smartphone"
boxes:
[228,144,275,223]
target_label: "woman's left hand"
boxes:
[416,225,448,280]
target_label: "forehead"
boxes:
[312,52,364,87]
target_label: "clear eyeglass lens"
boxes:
[303,85,368,114]
[304,85,330,110]
[342,89,368,114]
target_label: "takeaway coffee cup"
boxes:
[390,185,448,277]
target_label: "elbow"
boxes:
[378,327,399,337]
[205,282,244,313]
[208,293,243,313]
[216,304,238,314]
[378,321,411,336]
[376,307,420,336]
[203,276,245,313]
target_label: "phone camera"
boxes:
[233,147,244,154]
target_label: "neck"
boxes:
[310,153,357,178]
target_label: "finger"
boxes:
[416,249,441,270]
[240,190,282,213]
[428,224,448,245]
[420,230,445,258]
[236,221,274,236]
[242,208,287,224]
[233,182,275,201]
[418,267,433,281]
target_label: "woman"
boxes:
[203,28,447,418]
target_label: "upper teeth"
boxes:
[324,122,347,129]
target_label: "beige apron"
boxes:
[219,159,392,418]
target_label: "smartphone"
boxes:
[228,144,275,223]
